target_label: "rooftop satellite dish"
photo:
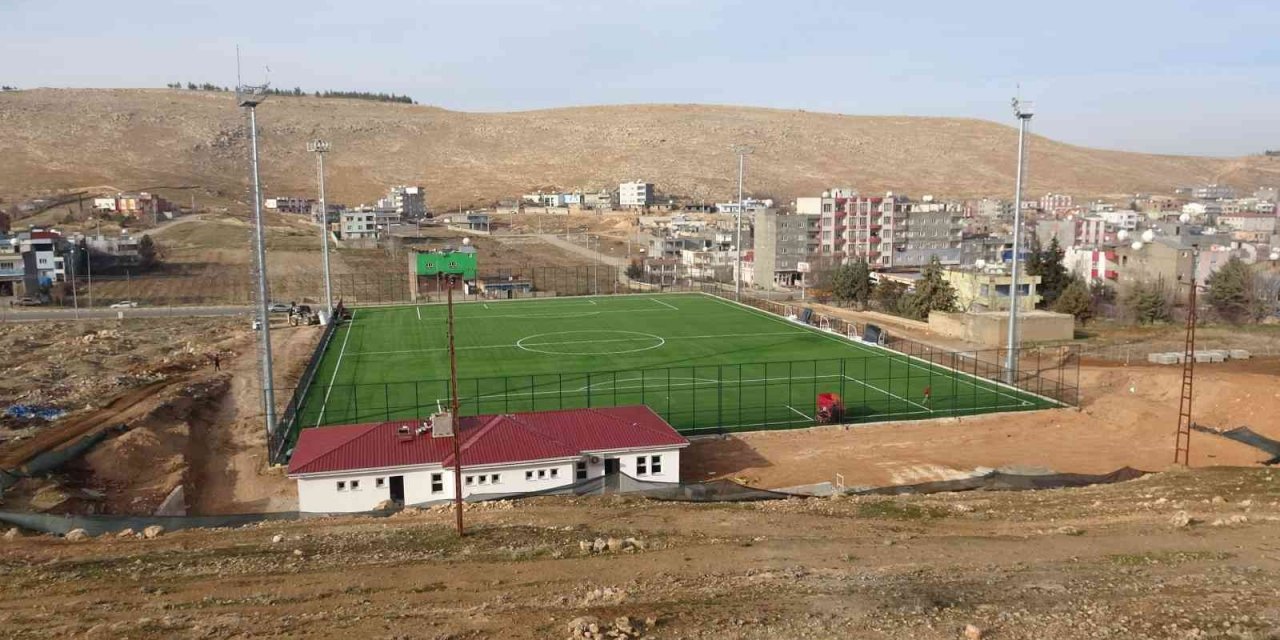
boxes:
[1141,229,1155,243]
[975,259,987,269]
[1117,230,1129,241]
[1131,241,1144,251]
[462,237,472,245]
[1179,213,1191,223]
[1270,251,1280,261]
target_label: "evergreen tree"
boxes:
[1037,237,1069,306]
[1124,279,1172,324]
[1205,256,1260,323]
[138,234,158,270]
[849,260,873,308]
[830,260,873,307]
[624,261,643,280]
[873,279,907,313]
[901,256,958,320]
[1052,277,1093,324]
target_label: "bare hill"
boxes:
[2,88,1277,208]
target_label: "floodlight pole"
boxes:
[447,276,465,536]
[240,85,277,437]
[732,145,752,300]
[308,139,334,319]
[1004,99,1033,384]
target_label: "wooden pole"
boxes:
[447,276,465,535]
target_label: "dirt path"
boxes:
[184,322,319,514]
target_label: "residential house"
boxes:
[265,197,314,214]
[341,210,379,240]
[287,406,688,513]
[754,209,819,288]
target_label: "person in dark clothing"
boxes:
[213,353,221,371]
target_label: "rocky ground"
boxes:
[1,467,1277,639]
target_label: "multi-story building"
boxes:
[1099,209,1140,231]
[1076,217,1114,247]
[753,209,819,288]
[83,233,141,267]
[341,210,379,241]
[92,192,171,218]
[716,198,774,215]
[265,197,314,214]
[812,191,962,268]
[379,186,428,219]
[1039,193,1073,213]
[1193,184,1235,200]
[1204,200,1242,217]
[1217,213,1277,243]
[619,181,654,209]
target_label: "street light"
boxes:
[307,139,334,319]
[1005,97,1034,384]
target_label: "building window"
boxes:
[431,473,443,493]
[336,481,347,491]
[576,461,588,480]
[537,469,547,479]
[350,480,360,491]
[376,477,385,489]
[465,475,475,486]
[636,456,648,475]
[490,474,500,484]
[477,475,488,485]
[525,470,534,481]
[650,455,662,474]
[549,468,559,479]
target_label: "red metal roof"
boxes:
[287,405,688,476]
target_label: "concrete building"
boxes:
[1039,193,1073,213]
[265,197,314,214]
[287,406,689,513]
[942,266,1041,312]
[341,210,379,240]
[92,192,171,218]
[1100,209,1140,231]
[380,186,428,219]
[1217,213,1276,243]
[1193,184,1235,200]
[1065,247,1119,284]
[83,233,141,268]
[619,181,654,209]
[812,192,962,268]
[754,209,819,288]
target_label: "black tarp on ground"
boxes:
[1193,425,1280,465]
[853,467,1149,495]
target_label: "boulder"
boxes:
[1170,511,1193,528]
[567,616,600,638]
[605,537,624,552]
[3,527,22,541]
[142,525,165,539]
[117,528,136,538]
[64,528,91,542]
[964,623,984,640]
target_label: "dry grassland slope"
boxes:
[2,88,1277,207]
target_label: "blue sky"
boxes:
[2,0,1276,156]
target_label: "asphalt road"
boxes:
[0,305,252,322]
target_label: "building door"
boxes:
[603,458,620,476]
[389,475,405,504]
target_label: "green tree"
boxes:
[1052,277,1094,324]
[624,260,643,280]
[873,279,907,313]
[1026,235,1068,307]
[1124,279,1172,324]
[898,256,957,320]
[830,260,873,307]
[138,234,158,270]
[1205,256,1260,323]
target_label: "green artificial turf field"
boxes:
[290,293,1059,443]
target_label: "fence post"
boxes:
[587,373,592,407]
[717,364,723,431]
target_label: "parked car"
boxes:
[109,301,139,309]
[13,297,44,306]
[268,302,291,313]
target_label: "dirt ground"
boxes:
[683,357,1280,489]
[1,466,1278,639]
[0,315,312,516]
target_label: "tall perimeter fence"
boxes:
[273,287,1079,462]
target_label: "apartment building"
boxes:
[753,209,819,288]
[1193,184,1235,200]
[619,181,654,209]
[1039,193,1073,213]
[341,210,379,240]
[379,186,428,219]
[265,197,314,214]
[811,191,962,268]
[942,266,1041,312]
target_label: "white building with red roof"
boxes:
[287,405,689,513]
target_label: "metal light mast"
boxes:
[239,81,277,437]
[732,145,752,300]
[308,139,334,319]
[1004,98,1034,383]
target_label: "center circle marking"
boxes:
[515,330,666,355]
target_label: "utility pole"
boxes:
[238,76,277,438]
[1004,98,1034,384]
[446,275,465,536]
[732,145,752,301]
[308,139,334,319]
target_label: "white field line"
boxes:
[416,306,421,320]
[785,404,813,420]
[588,299,598,305]
[315,310,357,426]
[840,374,930,412]
[483,303,489,309]
[454,308,670,321]
[650,297,679,310]
[701,294,1037,406]
[347,331,801,356]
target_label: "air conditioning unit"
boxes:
[589,456,601,464]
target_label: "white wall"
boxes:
[294,448,685,513]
